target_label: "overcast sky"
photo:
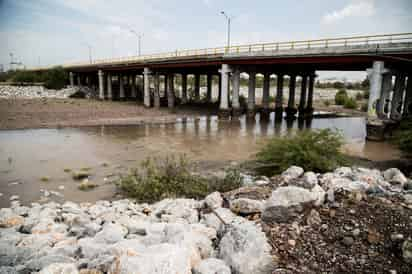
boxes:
[1,0,411,79]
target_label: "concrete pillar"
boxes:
[219,64,231,114]
[194,74,200,102]
[390,74,406,121]
[131,75,137,98]
[77,75,81,87]
[232,68,240,109]
[119,74,125,99]
[206,74,212,103]
[286,74,297,117]
[262,72,270,110]
[181,73,188,104]
[154,73,160,108]
[275,74,284,112]
[377,74,392,119]
[298,75,308,114]
[248,71,256,111]
[218,74,222,103]
[107,72,112,100]
[367,61,386,119]
[306,73,316,115]
[69,72,74,87]
[167,73,175,108]
[143,67,151,107]
[404,75,412,117]
[98,70,104,100]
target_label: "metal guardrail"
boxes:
[32,32,412,70]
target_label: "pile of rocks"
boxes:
[0,85,94,99]
[0,165,411,273]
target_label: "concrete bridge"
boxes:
[35,33,412,139]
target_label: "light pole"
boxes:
[82,43,93,64]
[130,30,142,56]
[220,11,232,50]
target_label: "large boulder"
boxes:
[193,258,231,274]
[262,186,317,223]
[281,166,304,182]
[230,198,263,215]
[219,219,274,274]
[109,243,195,274]
[39,263,79,274]
[204,192,223,209]
[94,222,128,244]
[201,207,237,235]
[383,168,408,186]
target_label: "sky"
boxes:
[0,0,411,80]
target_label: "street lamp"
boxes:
[220,11,232,50]
[82,43,93,64]
[130,30,142,56]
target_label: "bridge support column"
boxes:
[131,75,137,99]
[247,71,256,117]
[181,73,188,104]
[119,74,125,100]
[107,73,112,100]
[144,68,151,107]
[167,73,175,108]
[154,73,160,108]
[404,75,412,117]
[275,74,284,119]
[232,67,241,115]
[366,61,391,140]
[262,72,271,114]
[286,74,297,118]
[69,72,74,87]
[298,75,308,117]
[98,70,104,100]
[218,74,222,104]
[206,74,212,103]
[219,64,231,118]
[390,74,406,121]
[77,75,82,87]
[305,73,316,117]
[194,74,200,102]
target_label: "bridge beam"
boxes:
[262,72,270,110]
[69,72,74,87]
[154,73,160,108]
[98,70,104,100]
[298,75,308,117]
[390,74,406,121]
[219,64,231,117]
[247,71,256,116]
[286,74,297,118]
[167,73,175,108]
[107,72,112,100]
[275,74,284,118]
[144,68,151,107]
[404,75,412,117]
[194,74,200,102]
[232,67,241,112]
[206,73,212,103]
[181,73,188,104]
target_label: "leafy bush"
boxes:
[343,97,358,109]
[43,67,68,89]
[335,89,348,105]
[117,155,242,203]
[2,67,68,89]
[393,118,412,157]
[255,129,346,176]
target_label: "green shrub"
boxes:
[355,92,363,100]
[255,129,346,176]
[344,97,358,109]
[335,89,348,105]
[43,67,68,89]
[117,155,242,203]
[393,118,412,156]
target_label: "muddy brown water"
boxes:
[0,114,401,207]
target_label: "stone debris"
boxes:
[0,165,411,273]
[0,85,95,99]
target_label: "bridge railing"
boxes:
[33,33,412,70]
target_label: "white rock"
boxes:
[383,168,408,185]
[334,166,353,177]
[193,258,231,274]
[201,207,237,234]
[9,195,19,201]
[301,172,318,189]
[94,222,128,244]
[230,198,263,214]
[40,263,78,274]
[219,219,274,274]
[281,166,304,181]
[204,192,223,209]
[262,186,317,223]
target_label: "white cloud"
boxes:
[322,0,375,24]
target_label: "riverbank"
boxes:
[0,165,411,273]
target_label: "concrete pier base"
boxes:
[285,107,298,118]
